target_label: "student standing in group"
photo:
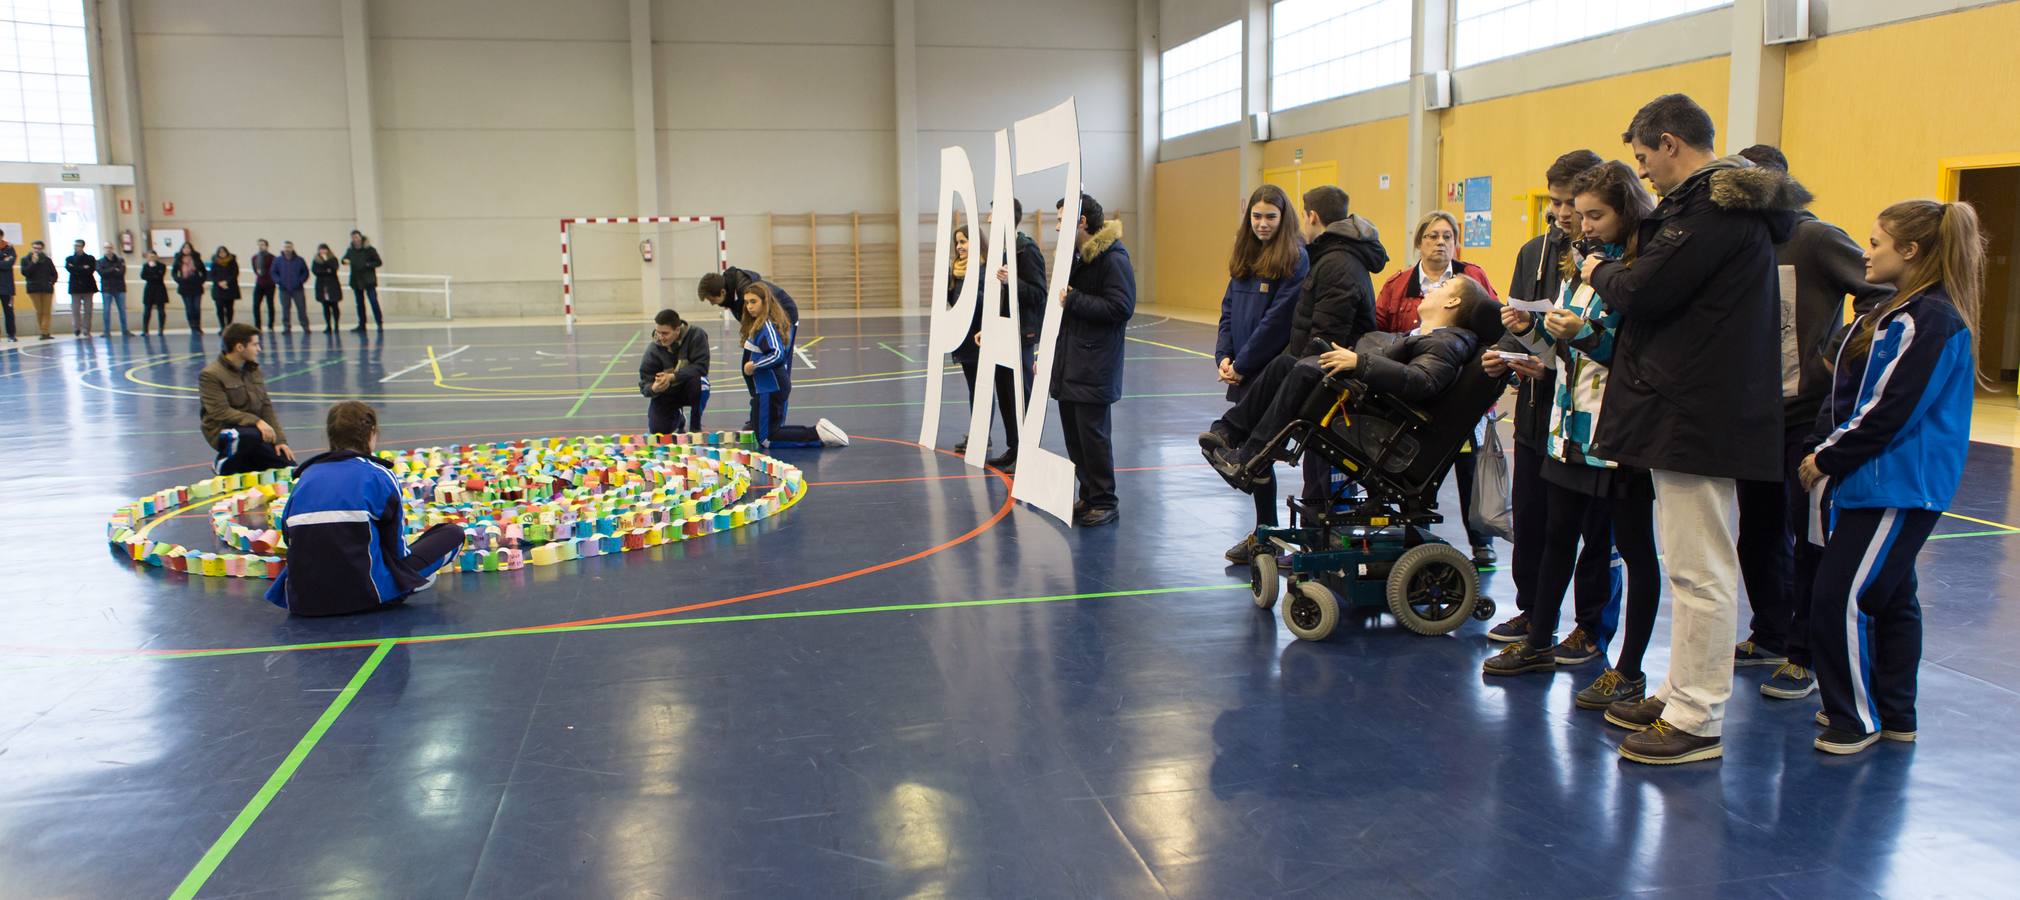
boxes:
[0,228,16,341]
[1584,94,1801,766]
[1052,192,1134,528]
[200,322,293,475]
[1214,184,1307,564]
[1377,211,1501,565]
[249,238,276,330]
[640,308,710,434]
[342,230,384,331]
[64,239,96,337]
[173,243,207,334]
[20,240,57,339]
[981,199,1047,473]
[737,283,845,449]
[1483,150,1621,651]
[139,250,169,336]
[947,225,986,455]
[312,243,343,332]
[272,240,311,333]
[97,243,129,337]
[1278,184,1388,513]
[209,246,240,327]
[1729,144,1895,700]
[1802,200,1982,755]
[1483,162,1664,716]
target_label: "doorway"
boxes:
[1262,161,1340,216]
[42,185,101,302]
[1940,156,2020,393]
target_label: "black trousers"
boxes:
[1222,354,1319,450]
[212,291,235,327]
[251,283,276,328]
[180,291,203,332]
[1738,433,1806,653]
[1525,476,1655,676]
[353,286,382,327]
[956,343,1036,455]
[0,295,13,339]
[213,426,291,475]
[648,377,707,434]
[1510,443,1619,620]
[1058,399,1117,510]
[141,300,167,333]
[1810,505,1937,734]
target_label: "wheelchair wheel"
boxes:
[1385,543,1479,636]
[1472,597,1498,621]
[1281,580,1340,641]
[1250,553,1280,610]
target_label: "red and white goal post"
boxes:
[559,215,726,331]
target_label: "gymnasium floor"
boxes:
[3,313,2019,899]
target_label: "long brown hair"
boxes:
[738,282,792,341]
[1847,200,1987,383]
[1562,160,1655,280]
[1228,184,1301,281]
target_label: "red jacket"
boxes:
[1375,260,1499,333]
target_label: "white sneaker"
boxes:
[415,571,439,593]
[816,418,849,447]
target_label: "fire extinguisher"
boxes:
[120,229,135,253]
[639,239,654,262]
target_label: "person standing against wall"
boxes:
[342,230,383,332]
[312,243,343,332]
[1214,184,1308,563]
[947,225,987,455]
[0,228,16,341]
[249,238,276,330]
[173,243,207,334]
[272,240,311,334]
[1051,192,1134,529]
[1584,94,1800,765]
[97,243,129,337]
[209,245,240,327]
[139,250,168,336]
[20,240,55,340]
[64,239,96,337]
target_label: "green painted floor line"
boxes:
[565,331,641,418]
[167,640,394,900]
[1928,528,2020,540]
[876,341,916,363]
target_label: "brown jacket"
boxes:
[199,354,285,447]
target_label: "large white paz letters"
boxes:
[917,97,1082,525]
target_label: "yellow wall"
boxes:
[1783,1,2020,239]
[1260,116,1411,286]
[1434,56,1730,289]
[0,183,45,246]
[1151,148,1240,314]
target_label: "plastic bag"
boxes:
[1467,412,1514,541]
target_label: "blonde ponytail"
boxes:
[1854,200,1990,386]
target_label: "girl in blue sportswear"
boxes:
[1800,200,1984,755]
[739,283,846,449]
[1214,183,1308,565]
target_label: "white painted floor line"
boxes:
[379,344,467,383]
[795,347,817,370]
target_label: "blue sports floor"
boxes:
[3,314,2019,898]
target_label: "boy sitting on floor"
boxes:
[265,401,465,616]
[1200,274,1490,491]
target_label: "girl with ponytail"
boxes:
[1798,199,1984,755]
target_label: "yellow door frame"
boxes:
[1523,189,1551,241]
[1938,153,2020,201]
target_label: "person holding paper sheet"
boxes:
[1051,193,1134,528]
[1213,184,1308,564]
[200,322,294,475]
[983,199,1047,473]
[1482,162,1664,721]
[947,225,987,456]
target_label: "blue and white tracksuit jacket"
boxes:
[264,450,448,615]
[1810,287,1974,512]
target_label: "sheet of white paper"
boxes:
[1506,297,1555,313]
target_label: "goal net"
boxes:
[559,216,727,331]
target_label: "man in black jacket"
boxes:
[698,265,800,432]
[1481,149,1623,664]
[1584,94,1803,765]
[1286,184,1386,354]
[1729,144,1895,697]
[1051,193,1134,528]
[64,239,95,336]
[1204,275,1490,491]
[640,308,710,434]
[250,239,276,331]
[20,239,57,339]
[960,199,1046,472]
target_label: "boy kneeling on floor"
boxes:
[265,401,464,616]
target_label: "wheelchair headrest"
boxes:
[1463,297,1507,347]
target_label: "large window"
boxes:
[0,0,95,164]
[1271,0,1410,112]
[1161,21,1242,141]
[1455,0,1730,69]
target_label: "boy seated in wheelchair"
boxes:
[1199,274,1492,492]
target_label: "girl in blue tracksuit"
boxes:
[740,283,845,449]
[1214,184,1307,564]
[1800,200,1983,755]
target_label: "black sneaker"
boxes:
[1619,718,1724,765]
[1076,506,1118,527]
[1575,668,1646,710]
[1225,535,1260,565]
[1760,662,1817,699]
[1208,446,1261,493]
[1604,697,1666,732]
[1198,421,1237,454]
[1551,626,1602,665]
[1472,542,1497,568]
[1882,726,1918,743]
[1734,641,1788,668]
[1486,613,1530,643]
[1814,727,1880,756]
[986,451,1017,472]
[953,435,969,454]
[1482,642,1556,676]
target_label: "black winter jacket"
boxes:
[954,232,1048,362]
[722,266,800,328]
[210,258,241,301]
[1050,220,1135,404]
[640,324,710,402]
[65,251,96,294]
[1502,228,1571,450]
[1345,327,1479,402]
[20,251,57,293]
[342,245,381,288]
[1779,211,1893,438]
[97,253,127,294]
[172,255,207,297]
[141,260,168,304]
[0,243,14,296]
[1589,158,1803,481]
[1286,215,1387,355]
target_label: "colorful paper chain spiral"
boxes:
[107,432,807,579]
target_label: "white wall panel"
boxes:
[142,128,353,222]
[132,0,340,37]
[373,40,632,131]
[918,0,1133,50]
[134,35,348,129]
[652,0,892,46]
[376,131,634,221]
[371,0,628,41]
[652,44,893,132]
